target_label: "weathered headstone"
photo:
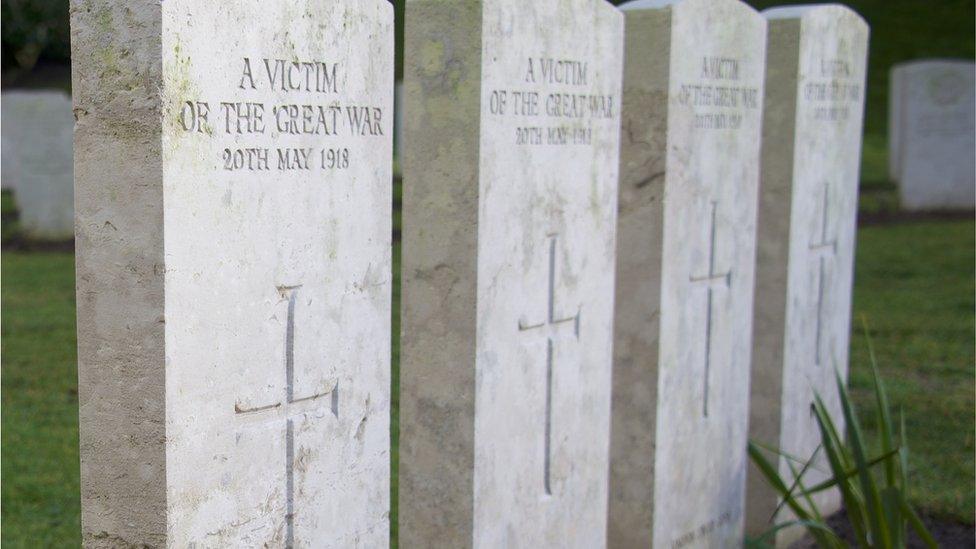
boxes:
[747,5,868,544]
[71,0,393,546]
[400,0,622,545]
[889,59,975,210]
[888,65,903,181]
[1,90,75,239]
[606,0,766,546]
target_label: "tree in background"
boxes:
[2,0,70,72]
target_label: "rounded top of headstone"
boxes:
[762,3,866,26]
[619,0,679,11]
[620,0,758,15]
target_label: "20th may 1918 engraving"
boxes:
[175,57,385,172]
[487,57,617,146]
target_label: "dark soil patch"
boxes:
[859,209,975,227]
[795,511,974,548]
[1,236,74,252]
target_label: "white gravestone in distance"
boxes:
[747,5,868,545]
[71,0,392,546]
[607,0,765,546]
[400,0,622,546]
[889,59,975,210]
[1,90,75,239]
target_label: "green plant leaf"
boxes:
[812,394,870,547]
[747,441,839,548]
[901,494,938,549]
[750,352,939,549]
[783,454,825,524]
[747,442,814,522]
[863,317,898,487]
[752,439,831,476]
[790,447,901,498]
[881,486,904,547]
[835,368,891,547]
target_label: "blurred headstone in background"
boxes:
[889,59,975,211]
[1,90,75,239]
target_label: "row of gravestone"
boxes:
[3,50,974,243]
[58,0,930,548]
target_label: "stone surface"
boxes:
[71,0,392,546]
[889,59,975,210]
[399,0,622,546]
[888,65,903,181]
[1,90,75,238]
[606,0,765,547]
[747,5,868,545]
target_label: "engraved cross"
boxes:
[234,285,339,549]
[518,234,581,496]
[689,202,731,419]
[808,185,836,367]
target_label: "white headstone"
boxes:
[1,90,75,239]
[747,5,868,545]
[72,0,393,545]
[607,0,766,546]
[399,0,622,546]
[889,59,975,210]
[888,65,903,181]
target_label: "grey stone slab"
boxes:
[889,59,975,210]
[607,0,766,546]
[747,5,868,545]
[400,0,622,546]
[71,0,393,545]
[1,90,75,239]
[888,64,903,181]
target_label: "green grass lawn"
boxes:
[848,220,975,520]
[1,252,81,546]
[2,216,973,546]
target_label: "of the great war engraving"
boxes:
[176,57,385,171]
[679,57,760,130]
[805,58,862,122]
[487,57,616,146]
